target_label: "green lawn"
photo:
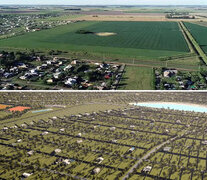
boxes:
[118,66,154,90]
[0,21,189,60]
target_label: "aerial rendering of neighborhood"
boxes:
[1,92,207,179]
[1,0,207,180]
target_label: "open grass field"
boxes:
[0,21,189,60]
[184,22,207,54]
[119,66,154,90]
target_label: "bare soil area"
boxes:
[95,32,117,36]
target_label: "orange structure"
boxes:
[9,106,31,112]
[0,104,11,110]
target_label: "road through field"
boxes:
[122,135,182,180]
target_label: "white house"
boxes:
[42,131,49,136]
[142,166,152,173]
[93,167,101,174]
[65,78,77,86]
[77,139,83,144]
[63,159,70,165]
[110,127,116,131]
[96,157,104,164]
[60,128,65,132]
[22,172,32,178]
[54,149,62,154]
[17,139,22,143]
[163,147,171,152]
[27,150,34,156]
[64,65,72,71]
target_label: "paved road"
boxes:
[122,135,179,180]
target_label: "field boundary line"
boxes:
[180,21,207,65]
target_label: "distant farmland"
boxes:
[184,22,207,54]
[0,21,189,60]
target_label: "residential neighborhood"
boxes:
[0,50,124,90]
[155,68,207,90]
[0,13,80,39]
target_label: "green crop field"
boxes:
[119,66,154,90]
[0,21,189,60]
[184,22,207,54]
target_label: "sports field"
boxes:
[0,21,189,60]
[184,22,207,54]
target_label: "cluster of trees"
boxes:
[0,50,44,69]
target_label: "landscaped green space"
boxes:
[0,21,190,60]
[119,66,154,90]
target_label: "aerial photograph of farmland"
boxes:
[1,92,207,179]
[1,0,207,90]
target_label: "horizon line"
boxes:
[0,4,207,6]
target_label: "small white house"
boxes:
[22,172,32,178]
[60,128,65,132]
[163,147,171,152]
[110,127,116,131]
[64,65,72,71]
[93,167,101,174]
[17,139,22,143]
[65,78,77,86]
[3,127,8,130]
[130,125,135,128]
[129,147,135,152]
[54,149,62,154]
[142,166,152,173]
[27,150,34,156]
[21,124,27,128]
[53,72,61,79]
[63,159,70,165]
[202,140,207,145]
[96,157,104,164]
[42,131,49,136]
[77,139,83,144]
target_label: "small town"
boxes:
[0,13,79,39]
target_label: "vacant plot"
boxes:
[0,21,189,60]
[0,111,11,119]
[119,66,154,90]
[8,106,31,112]
[184,22,207,54]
